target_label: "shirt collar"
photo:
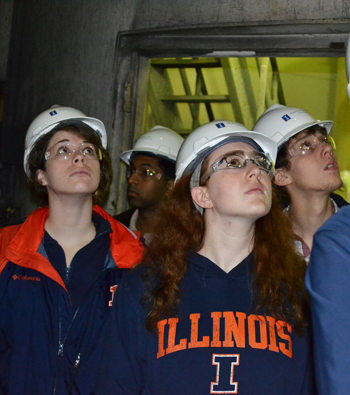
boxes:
[284,197,339,214]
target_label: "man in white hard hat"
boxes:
[115,126,184,243]
[254,104,347,264]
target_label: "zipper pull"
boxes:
[58,343,64,357]
[74,353,81,369]
[65,267,71,284]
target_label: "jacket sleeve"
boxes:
[305,206,350,395]
[95,275,145,394]
[0,225,21,301]
[0,225,21,273]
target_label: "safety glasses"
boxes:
[202,150,275,183]
[45,141,102,161]
[288,134,336,157]
[126,165,162,181]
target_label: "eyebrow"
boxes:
[52,139,90,145]
[227,150,245,156]
[289,133,312,146]
[290,130,326,147]
[215,150,254,162]
[130,162,157,169]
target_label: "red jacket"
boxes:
[0,205,144,395]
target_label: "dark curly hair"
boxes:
[26,122,112,205]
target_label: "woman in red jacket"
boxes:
[0,105,143,395]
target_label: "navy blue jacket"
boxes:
[96,252,316,394]
[114,208,136,228]
[0,206,143,395]
[331,192,348,209]
[306,205,350,395]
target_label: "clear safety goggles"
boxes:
[202,150,275,183]
[45,142,102,161]
[288,134,336,157]
[127,165,162,181]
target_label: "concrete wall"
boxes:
[2,0,350,217]
[0,0,13,81]
[133,0,349,28]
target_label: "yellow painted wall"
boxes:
[153,56,350,197]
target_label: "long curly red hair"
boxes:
[141,174,308,333]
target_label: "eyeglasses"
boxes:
[288,134,336,157]
[45,142,102,161]
[202,150,275,183]
[127,165,162,181]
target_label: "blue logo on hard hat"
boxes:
[282,114,291,122]
[215,123,226,128]
[49,111,58,116]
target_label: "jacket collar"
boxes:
[3,206,143,290]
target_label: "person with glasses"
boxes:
[254,104,347,264]
[0,105,143,395]
[96,120,315,395]
[115,126,184,244]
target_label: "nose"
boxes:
[127,170,139,184]
[73,151,87,164]
[320,141,333,157]
[246,160,262,179]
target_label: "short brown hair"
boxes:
[26,122,112,205]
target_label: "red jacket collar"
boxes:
[92,205,144,269]
[0,206,143,290]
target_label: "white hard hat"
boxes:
[120,125,184,164]
[23,105,107,176]
[175,119,278,182]
[253,104,333,148]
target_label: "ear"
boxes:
[36,169,48,187]
[273,168,292,187]
[191,186,213,211]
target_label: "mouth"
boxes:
[127,188,139,197]
[246,185,264,194]
[324,161,338,170]
[71,170,90,177]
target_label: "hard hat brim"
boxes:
[276,120,333,148]
[120,148,177,165]
[176,130,277,182]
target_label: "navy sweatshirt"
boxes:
[96,252,316,394]
[306,205,350,395]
